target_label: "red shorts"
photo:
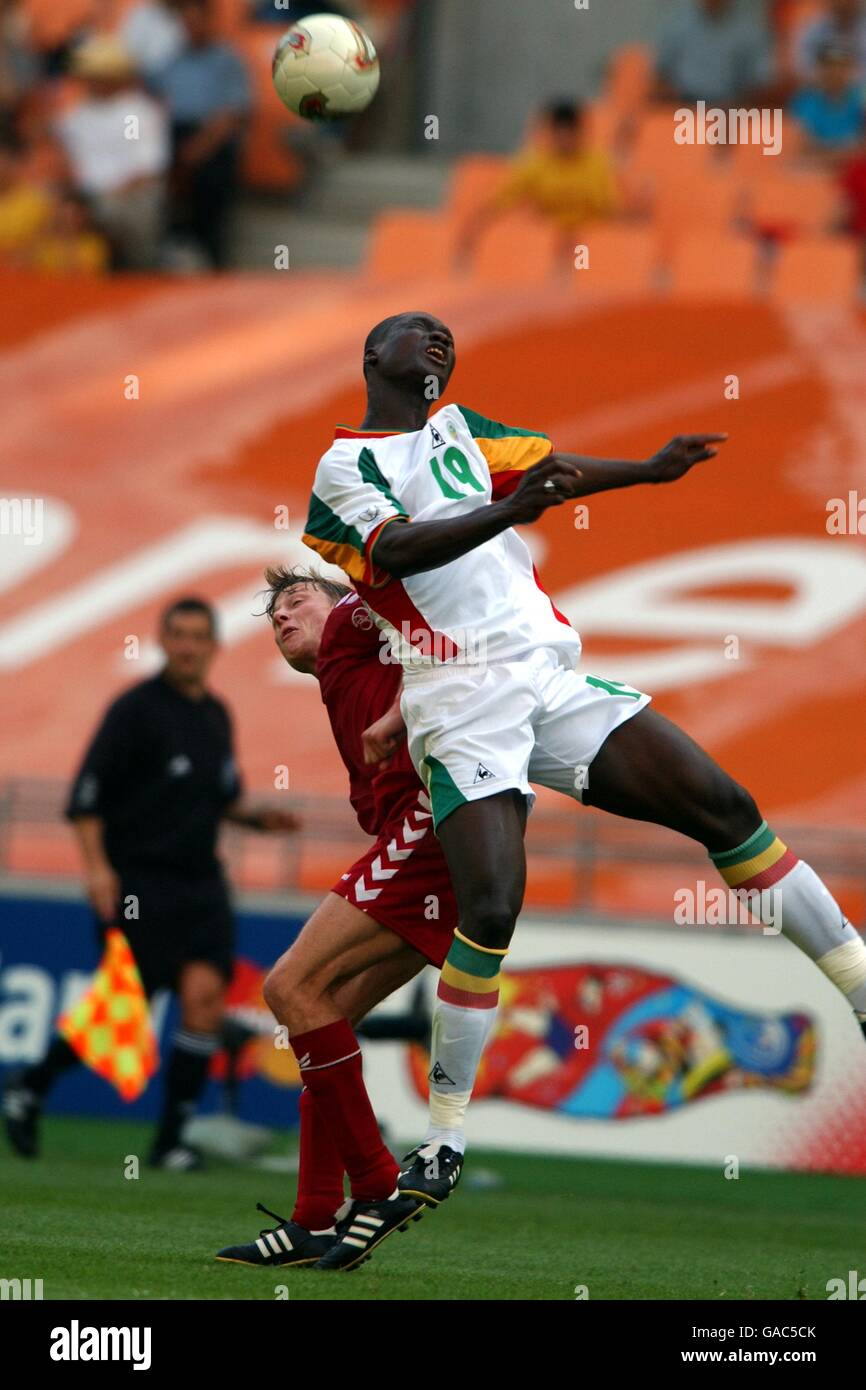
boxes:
[331,787,456,968]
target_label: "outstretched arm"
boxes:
[372,434,726,581]
[553,433,727,499]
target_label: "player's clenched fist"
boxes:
[503,456,585,523]
[362,698,406,767]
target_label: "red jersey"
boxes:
[317,592,419,836]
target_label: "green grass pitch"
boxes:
[1,1116,863,1301]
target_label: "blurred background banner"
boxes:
[364,920,866,1174]
[2,0,866,1171]
[6,894,865,1175]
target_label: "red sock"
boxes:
[289,1019,398,1203]
[292,1087,345,1232]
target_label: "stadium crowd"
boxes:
[0,0,865,285]
[465,0,866,292]
[0,0,407,271]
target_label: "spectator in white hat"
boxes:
[56,35,169,269]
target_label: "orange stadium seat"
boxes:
[652,165,741,237]
[731,124,804,179]
[630,109,711,177]
[669,233,758,297]
[747,171,843,238]
[236,24,302,192]
[777,121,812,166]
[446,155,509,225]
[571,224,654,294]
[772,237,862,301]
[213,0,248,36]
[471,212,559,285]
[604,44,654,115]
[366,209,454,281]
[642,163,742,281]
[773,121,805,164]
[585,99,616,147]
[586,99,638,155]
[24,0,99,46]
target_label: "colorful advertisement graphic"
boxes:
[361,922,866,1172]
[408,964,815,1119]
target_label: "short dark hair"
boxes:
[160,595,217,637]
[363,313,405,379]
[260,565,351,621]
[545,99,583,128]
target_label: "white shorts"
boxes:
[401,647,651,830]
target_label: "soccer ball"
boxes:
[272,13,380,121]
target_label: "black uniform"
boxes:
[66,674,242,994]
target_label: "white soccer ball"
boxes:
[272,13,380,121]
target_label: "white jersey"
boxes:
[303,402,582,674]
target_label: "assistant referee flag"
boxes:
[58,929,158,1101]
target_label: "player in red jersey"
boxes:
[217,567,459,1273]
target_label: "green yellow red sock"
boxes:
[437,928,507,1010]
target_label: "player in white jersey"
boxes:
[304,310,866,1201]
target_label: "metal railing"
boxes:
[0,777,864,924]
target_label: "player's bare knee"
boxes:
[462,898,516,952]
[705,777,761,851]
[263,958,320,1028]
[263,961,294,1019]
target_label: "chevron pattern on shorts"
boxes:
[352,793,432,903]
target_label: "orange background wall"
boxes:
[2,272,865,858]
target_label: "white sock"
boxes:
[779,862,866,1010]
[712,827,866,1012]
[426,933,506,1152]
[422,1128,469,1156]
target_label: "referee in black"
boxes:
[3,596,298,1170]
